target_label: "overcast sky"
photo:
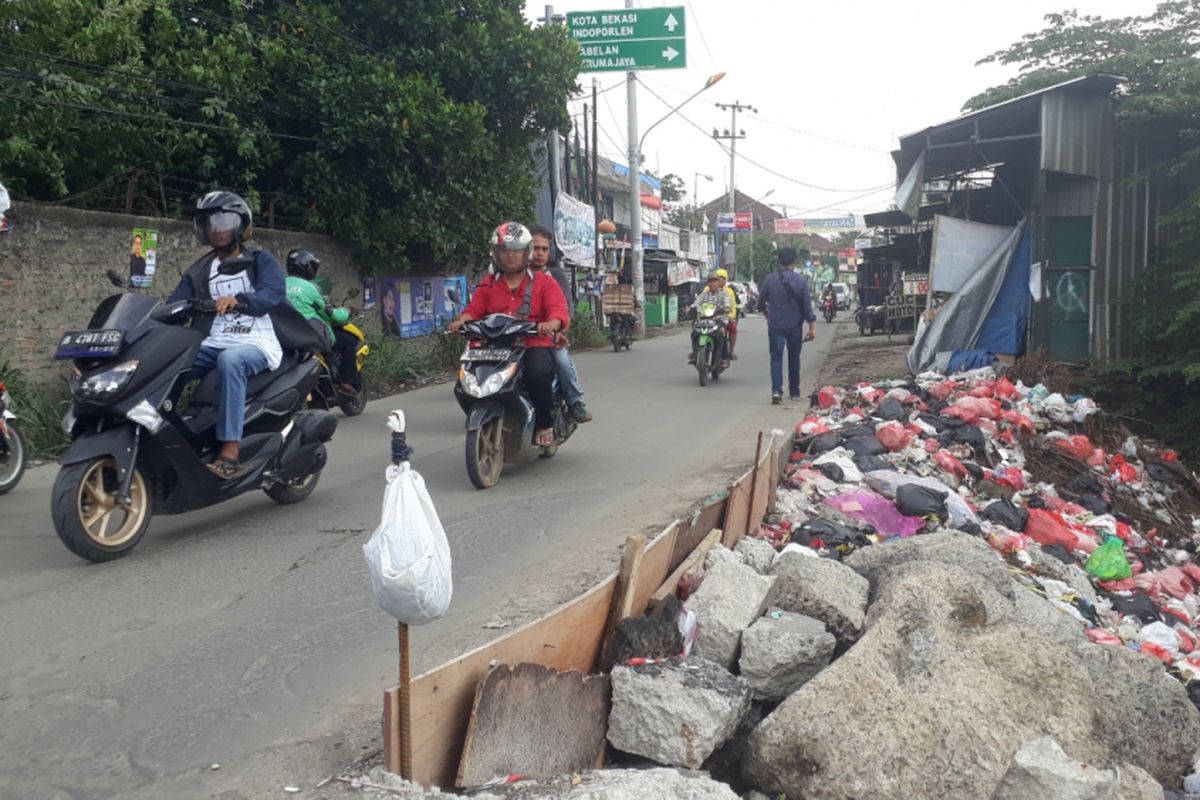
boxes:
[524,0,1159,220]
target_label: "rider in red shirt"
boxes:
[449,222,569,446]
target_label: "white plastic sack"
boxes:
[0,180,9,215]
[362,421,453,624]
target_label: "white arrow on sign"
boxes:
[664,12,679,31]
[662,45,679,61]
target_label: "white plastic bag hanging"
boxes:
[363,411,453,624]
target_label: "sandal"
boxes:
[534,428,555,447]
[206,457,242,479]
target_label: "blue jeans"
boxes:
[769,328,805,397]
[552,347,584,406]
[188,345,272,443]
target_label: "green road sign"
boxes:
[567,7,687,72]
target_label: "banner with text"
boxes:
[554,192,596,267]
[717,212,753,233]
[774,216,858,234]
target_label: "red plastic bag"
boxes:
[924,438,941,453]
[1025,508,1079,551]
[1098,578,1138,592]
[816,386,843,409]
[1108,454,1137,483]
[927,381,956,402]
[1134,573,1164,596]
[1086,628,1123,646]
[1156,567,1196,600]
[876,422,914,452]
[1087,447,1108,468]
[934,450,968,480]
[1182,563,1200,585]
[1178,629,1198,654]
[1055,435,1097,462]
[989,467,1027,491]
[969,385,994,398]
[796,417,830,436]
[1138,642,1176,664]
[1115,521,1133,543]
[996,376,1019,399]
[945,396,1001,423]
[987,529,1032,556]
[1163,450,1180,462]
[1001,410,1035,435]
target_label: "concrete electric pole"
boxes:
[713,100,754,279]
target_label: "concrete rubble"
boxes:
[768,550,868,647]
[738,608,834,700]
[687,558,776,669]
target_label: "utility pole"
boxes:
[713,100,754,280]
[626,0,644,335]
[592,78,600,275]
[539,5,565,251]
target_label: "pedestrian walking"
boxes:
[757,248,816,404]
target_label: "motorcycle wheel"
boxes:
[466,417,504,490]
[264,471,321,505]
[52,457,151,562]
[697,343,710,387]
[338,378,368,417]
[0,421,26,495]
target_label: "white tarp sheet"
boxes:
[929,215,1014,294]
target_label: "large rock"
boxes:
[990,737,1116,800]
[1069,639,1200,784]
[495,768,739,800]
[734,537,777,574]
[608,658,751,769]
[1011,582,1085,643]
[845,529,1014,600]
[689,559,776,669]
[743,562,1106,800]
[769,552,868,647]
[1114,763,1164,800]
[739,609,835,700]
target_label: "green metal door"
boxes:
[1046,217,1092,363]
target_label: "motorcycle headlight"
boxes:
[461,363,517,398]
[76,360,140,398]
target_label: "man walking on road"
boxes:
[758,247,816,405]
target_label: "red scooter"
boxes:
[821,295,837,323]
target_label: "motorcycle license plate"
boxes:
[464,348,512,361]
[55,329,124,359]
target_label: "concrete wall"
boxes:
[0,204,362,383]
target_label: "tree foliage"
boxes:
[0,0,581,269]
[967,2,1200,456]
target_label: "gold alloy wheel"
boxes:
[76,458,148,547]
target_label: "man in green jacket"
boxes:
[285,249,359,394]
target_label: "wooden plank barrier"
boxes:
[720,468,754,549]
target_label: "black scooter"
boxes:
[453,313,577,489]
[51,266,338,562]
[608,312,635,352]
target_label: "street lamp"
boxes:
[629,72,725,335]
[693,172,713,210]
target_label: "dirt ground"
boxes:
[814,317,911,389]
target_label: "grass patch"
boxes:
[569,301,609,350]
[0,360,70,460]
[362,330,464,397]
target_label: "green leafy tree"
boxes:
[0,0,581,269]
[666,203,705,231]
[657,172,686,204]
[969,3,1200,457]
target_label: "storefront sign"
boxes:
[902,272,929,296]
[886,293,918,321]
[717,212,752,233]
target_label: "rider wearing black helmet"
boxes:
[284,249,359,394]
[168,191,287,479]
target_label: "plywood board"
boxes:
[672,496,726,569]
[600,534,647,670]
[721,469,754,548]
[629,523,678,617]
[408,576,617,789]
[455,664,610,788]
[649,527,722,610]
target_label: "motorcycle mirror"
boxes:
[216,255,254,276]
[105,269,127,288]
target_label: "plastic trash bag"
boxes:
[842,436,887,458]
[933,450,968,481]
[362,422,453,625]
[876,397,906,421]
[895,483,949,522]
[1024,508,1080,552]
[813,448,864,484]
[792,518,868,551]
[824,489,924,538]
[1156,566,1196,600]
[0,180,9,215]
[1055,435,1098,462]
[804,431,842,455]
[814,461,845,483]
[1085,535,1133,581]
[865,470,979,529]
[876,422,914,452]
[981,498,1030,532]
[854,454,891,473]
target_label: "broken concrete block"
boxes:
[734,537,776,574]
[491,767,739,799]
[456,663,610,788]
[739,608,835,700]
[688,559,777,669]
[1114,763,1163,800]
[990,737,1116,800]
[705,544,738,570]
[769,551,868,647]
[608,657,751,769]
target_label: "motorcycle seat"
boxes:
[189,350,301,409]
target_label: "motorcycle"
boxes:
[822,295,837,323]
[0,381,26,495]
[50,266,338,562]
[307,308,370,416]
[453,313,578,489]
[690,301,729,387]
[607,312,635,352]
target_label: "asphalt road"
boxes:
[0,315,836,800]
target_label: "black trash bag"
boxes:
[981,498,1030,532]
[962,461,986,481]
[939,424,986,450]
[877,397,906,421]
[956,520,983,536]
[854,454,891,473]
[895,483,949,522]
[837,424,877,440]
[1071,492,1111,515]
[814,461,845,483]
[1073,597,1101,627]
[1147,463,1182,485]
[792,518,868,550]
[805,432,842,455]
[1065,471,1105,496]
[1039,543,1076,564]
[843,436,886,458]
[1104,590,1161,624]
[1027,493,1049,510]
[918,412,950,433]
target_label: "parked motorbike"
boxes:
[50,266,338,562]
[690,301,729,387]
[0,381,27,495]
[453,314,577,489]
[822,295,837,323]
[607,312,635,352]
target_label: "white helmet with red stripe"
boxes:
[490,221,532,269]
